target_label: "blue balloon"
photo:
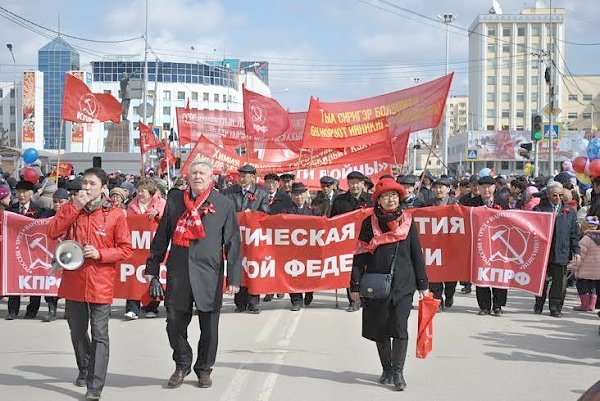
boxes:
[479,167,491,177]
[587,138,600,161]
[22,148,39,164]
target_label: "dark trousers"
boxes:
[290,292,313,306]
[125,299,140,315]
[65,300,110,395]
[429,282,457,301]
[166,293,220,375]
[8,296,58,316]
[535,263,567,312]
[476,287,507,311]
[576,279,599,295]
[234,287,259,309]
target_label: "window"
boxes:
[487,76,496,85]
[487,44,496,53]
[223,94,227,103]
[502,93,510,102]
[147,90,155,99]
[532,26,540,36]
[568,112,578,119]
[517,27,525,37]
[531,93,538,102]
[501,124,509,130]
[10,106,15,115]
[583,94,593,102]
[516,125,523,130]
[503,28,511,37]
[214,93,219,102]
[203,92,209,101]
[10,89,15,98]
[502,76,510,85]
[531,76,539,85]
[503,44,510,53]
[488,59,497,69]
[486,93,495,102]
[487,28,496,36]
[517,76,525,85]
[163,106,171,115]
[177,91,185,100]
[516,161,524,170]
[516,110,524,118]
[487,125,495,130]
[103,90,112,95]
[568,94,578,101]
[163,123,171,131]
[163,90,171,100]
[191,92,198,101]
[583,113,592,119]
[501,109,509,118]
[517,93,524,101]
[501,161,509,170]
[487,109,495,118]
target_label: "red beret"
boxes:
[372,178,406,203]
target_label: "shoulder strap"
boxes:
[389,241,400,275]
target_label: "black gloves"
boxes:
[149,276,165,300]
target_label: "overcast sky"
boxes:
[0,0,598,110]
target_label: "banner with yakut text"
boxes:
[0,206,554,298]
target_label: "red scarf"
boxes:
[173,185,213,247]
[355,212,412,254]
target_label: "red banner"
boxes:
[469,208,554,295]
[61,73,122,123]
[49,162,74,178]
[302,74,453,149]
[243,85,290,139]
[139,121,164,154]
[0,206,554,298]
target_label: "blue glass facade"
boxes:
[38,37,80,149]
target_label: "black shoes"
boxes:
[379,370,393,385]
[197,372,212,388]
[74,370,87,387]
[550,310,562,318]
[290,304,301,312]
[303,294,313,306]
[346,302,360,312]
[263,294,273,302]
[534,306,543,314]
[168,368,191,388]
[478,309,491,316]
[392,370,406,391]
[85,390,101,400]
[5,313,16,320]
[444,297,454,308]
[234,306,245,313]
[247,305,260,314]
[493,307,503,316]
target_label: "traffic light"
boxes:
[531,114,542,141]
[519,143,533,160]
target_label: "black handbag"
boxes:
[359,242,399,300]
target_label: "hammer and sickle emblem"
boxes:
[490,228,526,264]
[80,93,98,118]
[249,101,266,124]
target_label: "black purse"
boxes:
[359,242,399,300]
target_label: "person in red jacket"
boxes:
[47,167,132,401]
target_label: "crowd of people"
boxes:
[1,161,600,397]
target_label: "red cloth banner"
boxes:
[469,208,554,296]
[61,73,122,123]
[243,85,291,139]
[159,141,176,173]
[237,209,372,294]
[416,293,441,359]
[302,74,453,149]
[49,162,74,178]
[139,121,164,154]
[295,158,394,191]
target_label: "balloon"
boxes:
[587,138,600,160]
[589,159,600,178]
[562,160,574,173]
[572,156,588,174]
[572,138,589,158]
[22,148,39,164]
[22,167,40,184]
[479,167,491,177]
[576,172,591,185]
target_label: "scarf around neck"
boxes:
[172,185,213,247]
[355,206,412,254]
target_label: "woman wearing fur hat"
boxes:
[350,178,429,391]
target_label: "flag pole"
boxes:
[55,119,64,183]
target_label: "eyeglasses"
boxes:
[379,193,400,200]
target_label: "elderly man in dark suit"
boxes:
[145,159,242,389]
[222,164,269,314]
[6,180,53,320]
[311,176,339,217]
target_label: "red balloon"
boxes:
[22,167,40,184]
[589,159,600,178]
[572,156,588,174]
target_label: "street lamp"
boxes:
[438,13,455,175]
[6,44,16,148]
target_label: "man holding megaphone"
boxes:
[48,167,133,401]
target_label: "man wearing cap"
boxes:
[269,173,295,214]
[6,180,53,320]
[120,181,136,205]
[222,164,269,314]
[457,175,479,294]
[425,177,459,311]
[396,175,418,209]
[469,176,510,316]
[272,182,318,311]
[331,171,373,312]
[311,176,339,217]
[417,170,436,205]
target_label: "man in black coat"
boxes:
[272,182,318,311]
[269,173,294,214]
[311,175,339,217]
[6,180,53,320]
[416,170,436,206]
[470,176,510,316]
[330,171,373,312]
[222,164,269,314]
[145,159,241,389]
[396,175,418,209]
[534,180,581,317]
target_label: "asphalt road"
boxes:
[0,288,598,401]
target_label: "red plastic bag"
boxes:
[416,293,441,359]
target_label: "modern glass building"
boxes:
[38,37,80,149]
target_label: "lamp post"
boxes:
[438,13,455,175]
[6,44,16,148]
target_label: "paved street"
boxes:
[0,288,598,401]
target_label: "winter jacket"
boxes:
[127,191,166,221]
[572,231,600,281]
[534,199,580,265]
[47,199,133,304]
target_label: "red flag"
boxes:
[139,121,164,154]
[243,85,290,139]
[61,73,121,123]
[49,162,74,178]
[159,141,176,173]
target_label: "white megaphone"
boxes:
[51,240,85,272]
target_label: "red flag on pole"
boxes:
[61,73,122,123]
[243,85,290,139]
[139,121,164,154]
[159,141,176,173]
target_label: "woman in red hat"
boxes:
[350,178,429,391]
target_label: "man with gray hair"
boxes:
[145,159,242,389]
[534,180,581,317]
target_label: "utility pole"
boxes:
[439,13,455,175]
[6,44,16,148]
[548,0,555,176]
